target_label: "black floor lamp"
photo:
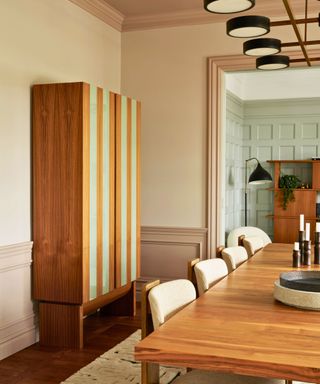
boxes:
[245,157,272,226]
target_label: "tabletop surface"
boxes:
[135,243,320,382]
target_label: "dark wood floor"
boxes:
[0,310,140,384]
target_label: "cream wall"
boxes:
[0,0,121,359]
[0,0,121,246]
[121,23,297,228]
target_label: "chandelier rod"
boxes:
[270,16,318,27]
[282,0,311,66]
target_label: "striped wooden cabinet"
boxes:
[32,82,140,347]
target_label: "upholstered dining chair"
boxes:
[242,235,265,257]
[218,246,248,273]
[141,279,283,384]
[188,258,228,296]
[227,226,271,247]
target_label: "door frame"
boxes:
[206,49,320,255]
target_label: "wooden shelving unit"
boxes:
[268,160,320,243]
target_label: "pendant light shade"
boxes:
[204,0,255,14]
[256,55,290,70]
[227,15,270,38]
[244,38,281,56]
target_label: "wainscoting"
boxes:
[0,241,37,360]
[137,226,208,296]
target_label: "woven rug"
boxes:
[61,330,183,384]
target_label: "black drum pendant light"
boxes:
[204,0,255,14]
[244,38,281,56]
[256,55,290,70]
[227,15,270,38]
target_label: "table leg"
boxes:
[142,362,159,384]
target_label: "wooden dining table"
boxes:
[135,243,320,383]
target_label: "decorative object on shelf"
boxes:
[292,242,301,268]
[203,0,255,14]
[315,223,320,264]
[244,158,272,226]
[278,174,301,210]
[205,0,320,70]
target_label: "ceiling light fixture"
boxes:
[256,55,290,70]
[244,38,281,56]
[227,15,270,38]
[204,0,255,14]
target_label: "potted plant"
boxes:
[279,174,301,210]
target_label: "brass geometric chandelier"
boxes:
[204,0,320,70]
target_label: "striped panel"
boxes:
[120,96,128,286]
[89,85,98,300]
[130,100,137,281]
[115,95,140,288]
[82,83,90,303]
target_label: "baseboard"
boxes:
[0,241,37,360]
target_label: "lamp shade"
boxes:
[227,15,270,38]
[244,38,281,56]
[248,162,272,184]
[204,0,255,14]
[256,55,290,70]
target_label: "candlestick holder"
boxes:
[298,230,304,254]
[314,232,320,264]
[292,249,301,268]
[303,240,311,266]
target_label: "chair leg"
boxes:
[285,380,292,384]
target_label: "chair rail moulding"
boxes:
[140,226,208,282]
[0,241,36,360]
[206,48,320,254]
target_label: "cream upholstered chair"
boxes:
[220,246,248,273]
[193,258,229,296]
[242,235,264,257]
[227,226,271,247]
[141,279,283,384]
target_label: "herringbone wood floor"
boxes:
[0,310,140,384]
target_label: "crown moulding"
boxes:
[68,0,319,32]
[68,0,124,31]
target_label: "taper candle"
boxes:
[316,222,320,232]
[306,223,310,241]
[299,214,304,231]
[294,242,299,251]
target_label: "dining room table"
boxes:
[135,243,320,383]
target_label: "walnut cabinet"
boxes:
[32,82,140,347]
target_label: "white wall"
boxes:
[0,0,121,246]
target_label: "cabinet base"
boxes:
[38,282,136,348]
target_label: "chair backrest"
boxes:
[221,246,248,273]
[242,236,264,257]
[187,258,200,293]
[194,259,228,295]
[147,279,196,330]
[227,226,271,247]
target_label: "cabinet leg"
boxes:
[100,281,136,316]
[39,302,83,348]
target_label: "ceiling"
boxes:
[69,0,320,32]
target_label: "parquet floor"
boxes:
[0,310,140,384]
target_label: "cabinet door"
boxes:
[83,86,116,302]
[115,95,141,288]
[33,83,84,304]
